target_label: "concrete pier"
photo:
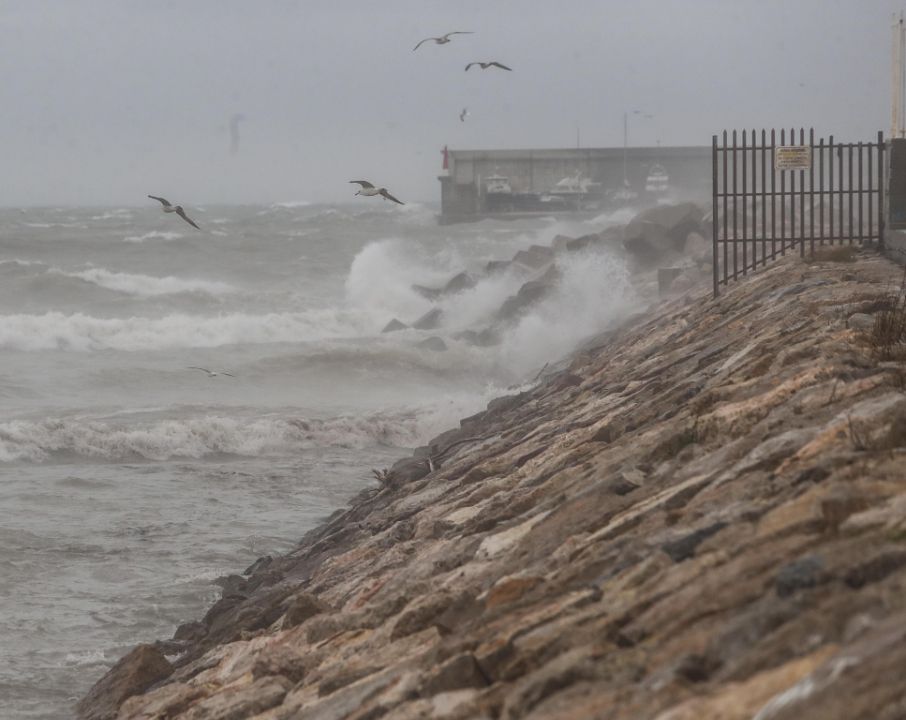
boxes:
[438,144,711,223]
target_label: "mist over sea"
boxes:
[0,201,636,718]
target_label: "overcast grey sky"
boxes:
[0,0,901,206]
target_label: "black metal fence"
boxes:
[712,129,885,297]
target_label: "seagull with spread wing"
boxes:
[349,181,404,205]
[147,195,201,229]
[413,31,473,51]
[465,61,512,72]
[460,107,470,122]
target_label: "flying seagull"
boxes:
[148,195,201,229]
[349,181,404,205]
[187,366,234,378]
[413,31,473,51]
[459,107,470,122]
[465,61,512,72]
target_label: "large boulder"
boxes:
[412,308,443,330]
[624,203,705,266]
[443,272,476,294]
[512,245,555,271]
[382,318,408,333]
[76,644,172,720]
[495,265,561,323]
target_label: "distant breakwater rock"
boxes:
[79,250,906,719]
[384,202,711,350]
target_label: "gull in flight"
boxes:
[187,366,234,378]
[460,107,470,122]
[148,195,201,229]
[465,61,512,72]
[349,181,404,205]
[413,31,473,51]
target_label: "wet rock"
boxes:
[512,245,555,271]
[412,284,443,301]
[775,555,828,597]
[412,308,443,330]
[496,277,555,322]
[382,318,408,333]
[283,591,330,628]
[389,455,431,484]
[444,272,477,294]
[243,555,273,576]
[76,644,172,720]
[417,336,448,352]
[847,312,875,330]
[661,522,728,562]
[485,260,511,274]
[178,675,289,719]
[624,202,705,265]
[422,653,489,696]
[843,548,906,589]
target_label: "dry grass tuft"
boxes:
[865,276,906,362]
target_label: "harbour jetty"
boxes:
[78,219,906,719]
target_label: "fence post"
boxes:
[712,134,719,297]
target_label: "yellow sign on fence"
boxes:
[774,146,811,170]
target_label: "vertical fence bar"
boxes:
[780,128,786,255]
[712,134,719,297]
[829,135,835,242]
[771,129,777,260]
[848,144,854,244]
[868,139,874,242]
[799,127,806,256]
[742,130,748,274]
[819,137,825,245]
[809,128,815,254]
[790,128,797,253]
[732,130,738,280]
[752,129,758,269]
[858,141,865,245]
[761,129,767,265]
[723,130,729,287]
[838,142,844,242]
[878,131,885,248]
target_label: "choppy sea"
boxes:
[0,200,637,717]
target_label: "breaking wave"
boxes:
[122,230,184,243]
[0,309,370,352]
[0,404,495,463]
[50,268,235,297]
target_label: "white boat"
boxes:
[549,170,602,197]
[484,172,512,196]
[610,178,638,204]
[645,163,670,194]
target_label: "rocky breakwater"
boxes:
[79,247,906,719]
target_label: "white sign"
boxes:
[775,146,811,170]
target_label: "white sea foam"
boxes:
[50,268,236,297]
[498,250,637,375]
[122,230,184,243]
[63,650,108,666]
[344,239,442,324]
[91,209,133,220]
[270,200,311,209]
[0,403,499,463]
[0,309,369,352]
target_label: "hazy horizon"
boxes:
[1,0,902,206]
